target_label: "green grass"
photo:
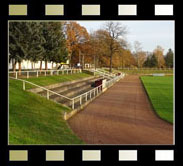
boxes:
[117,69,173,75]
[141,76,173,123]
[9,79,84,145]
[23,72,92,88]
[102,68,173,74]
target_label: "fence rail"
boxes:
[9,71,125,111]
[9,69,82,79]
[10,77,72,100]
[115,67,173,70]
[87,68,116,79]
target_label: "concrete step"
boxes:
[50,83,93,102]
[29,76,96,93]
[50,77,99,94]
[58,88,95,108]
[58,86,102,108]
[38,76,101,97]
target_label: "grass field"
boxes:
[141,76,173,123]
[23,72,92,87]
[103,68,173,75]
[117,69,173,75]
[9,74,89,145]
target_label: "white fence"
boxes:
[116,67,173,70]
[10,71,125,120]
[9,69,82,79]
[86,68,116,79]
[10,76,72,103]
[64,73,125,120]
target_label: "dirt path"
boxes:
[68,75,173,144]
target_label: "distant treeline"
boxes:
[9,21,174,72]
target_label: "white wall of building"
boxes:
[9,60,59,70]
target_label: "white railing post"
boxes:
[71,69,72,74]
[23,81,25,90]
[27,71,29,79]
[97,87,98,95]
[57,71,59,75]
[80,96,82,105]
[37,71,38,78]
[64,112,67,120]
[51,71,53,75]
[72,99,75,109]
[15,72,17,79]
[94,89,95,96]
[90,90,92,99]
[67,70,68,75]
[47,90,49,100]
[86,93,87,101]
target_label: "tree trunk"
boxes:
[18,62,21,75]
[69,52,72,68]
[31,62,34,70]
[82,54,84,70]
[79,50,81,64]
[94,54,96,70]
[12,60,16,72]
[109,55,112,73]
[40,61,42,70]
[45,60,48,70]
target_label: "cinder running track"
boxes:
[68,75,173,144]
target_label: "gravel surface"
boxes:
[68,75,173,144]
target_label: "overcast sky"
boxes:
[77,21,175,54]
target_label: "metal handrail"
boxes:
[73,84,102,101]
[9,72,125,110]
[9,77,72,101]
[91,69,115,77]
[9,68,81,73]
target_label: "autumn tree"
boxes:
[89,30,111,69]
[153,46,166,68]
[117,39,132,68]
[91,30,112,68]
[65,22,89,68]
[103,22,127,72]
[119,49,136,68]
[88,32,101,69]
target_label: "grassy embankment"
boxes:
[141,76,173,123]
[102,68,173,75]
[120,69,173,75]
[22,72,92,89]
[9,73,92,144]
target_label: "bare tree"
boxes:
[134,41,143,68]
[103,22,127,72]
